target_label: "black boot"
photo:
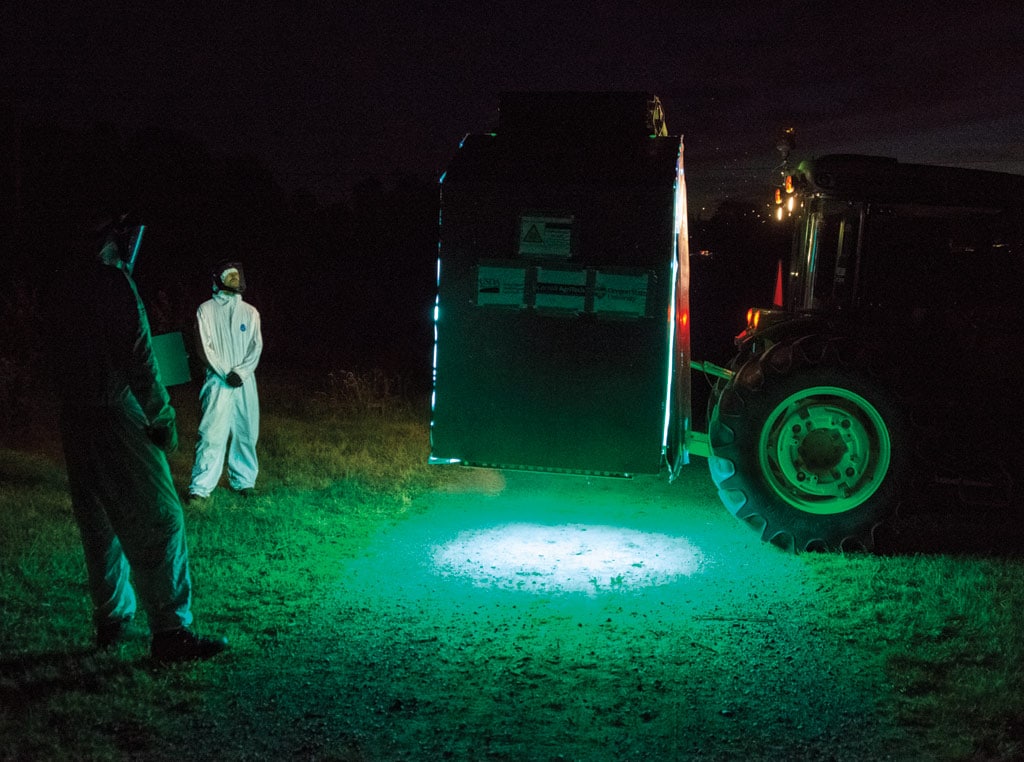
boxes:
[152,628,228,663]
[96,617,132,649]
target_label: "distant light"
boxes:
[432,523,705,595]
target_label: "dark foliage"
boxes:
[1,120,439,410]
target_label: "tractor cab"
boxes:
[744,154,1024,347]
[713,154,1024,550]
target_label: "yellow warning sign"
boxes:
[518,215,573,258]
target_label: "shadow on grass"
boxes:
[0,448,66,489]
[876,488,1024,557]
[0,647,146,708]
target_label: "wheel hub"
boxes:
[796,427,847,472]
[759,385,891,514]
[785,407,869,495]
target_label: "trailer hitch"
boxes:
[692,360,733,380]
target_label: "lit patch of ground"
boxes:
[432,522,705,593]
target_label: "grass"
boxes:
[805,552,1024,760]
[2,371,1024,760]
[0,371,457,760]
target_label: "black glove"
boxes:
[147,422,179,454]
[226,371,243,388]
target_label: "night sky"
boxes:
[6,1,1023,212]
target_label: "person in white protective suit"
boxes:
[52,212,227,662]
[187,261,263,500]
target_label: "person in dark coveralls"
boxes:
[52,213,227,662]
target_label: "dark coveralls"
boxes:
[54,252,193,634]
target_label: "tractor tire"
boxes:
[705,353,744,429]
[707,335,904,552]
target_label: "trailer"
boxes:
[430,92,698,478]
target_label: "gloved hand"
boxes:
[226,371,243,388]
[147,422,179,454]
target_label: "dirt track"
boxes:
[176,467,920,761]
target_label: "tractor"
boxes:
[429,92,1024,551]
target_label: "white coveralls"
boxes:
[56,251,193,634]
[188,290,263,496]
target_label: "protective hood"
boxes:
[212,261,246,295]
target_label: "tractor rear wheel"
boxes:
[707,336,904,552]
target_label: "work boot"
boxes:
[96,617,132,649]
[152,628,228,663]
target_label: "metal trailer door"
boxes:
[430,93,689,476]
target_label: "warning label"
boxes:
[519,216,573,258]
